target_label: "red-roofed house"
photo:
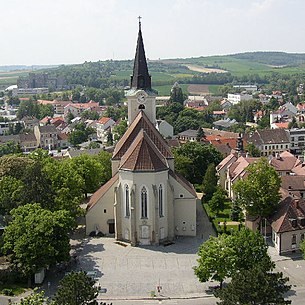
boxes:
[64,101,101,118]
[96,117,115,143]
[270,196,305,254]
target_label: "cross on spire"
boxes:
[138,16,142,30]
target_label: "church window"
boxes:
[141,186,148,218]
[138,104,145,110]
[158,184,164,217]
[125,185,130,217]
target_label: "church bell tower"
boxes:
[127,17,156,125]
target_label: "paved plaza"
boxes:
[75,201,216,299]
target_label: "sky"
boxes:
[1,0,305,66]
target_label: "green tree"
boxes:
[233,158,281,222]
[70,154,104,198]
[0,141,21,157]
[245,143,261,157]
[169,82,185,104]
[229,228,274,272]
[15,290,47,305]
[208,187,226,216]
[2,204,74,281]
[202,163,218,202]
[173,142,223,185]
[112,119,127,141]
[94,150,112,185]
[0,176,25,215]
[214,267,291,305]
[194,235,235,288]
[53,271,98,305]
[43,158,85,218]
[194,228,273,288]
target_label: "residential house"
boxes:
[269,151,304,176]
[19,133,38,152]
[177,129,198,143]
[224,155,259,199]
[281,175,305,199]
[96,117,115,143]
[244,129,290,156]
[270,196,305,254]
[21,116,39,131]
[64,101,101,119]
[58,133,70,149]
[220,99,232,110]
[34,125,59,149]
[227,93,252,105]
[216,153,238,190]
[270,122,290,129]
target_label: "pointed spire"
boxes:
[130,17,152,90]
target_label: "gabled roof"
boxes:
[19,133,36,142]
[246,129,290,145]
[281,175,305,198]
[119,130,168,172]
[112,111,173,160]
[271,196,305,233]
[269,151,301,171]
[228,156,259,182]
[87,173,119,211]
[216,153,237,171]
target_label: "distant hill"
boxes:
[2,52,305,91]
[0,65,58,72]
[229,52,305,66]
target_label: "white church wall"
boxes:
[174,198,197,236]
[85,182,116,236]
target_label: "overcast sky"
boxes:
[1,0,305,66]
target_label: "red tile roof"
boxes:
[271,197,305,233]
[113,111,173,161]
[119,130,168,172]
[98,117,111,124]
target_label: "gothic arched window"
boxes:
[158,184,164,217]
[141,186,148,218]
[125,185,130,217]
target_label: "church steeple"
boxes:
[130,17,152,90]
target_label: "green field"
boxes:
[180,55,305,77]
[0,70,30,87]
[153,84,189,96]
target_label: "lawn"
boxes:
[208,84,221,95]
[203,201,241,234]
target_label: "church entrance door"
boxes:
[109,223,115,234]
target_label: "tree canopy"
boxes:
[2,203,74,278]
[214,267,291,305]
[233,158,281,218]
[194,228,273,287]
[173,142,223,185]
[52,271,98,305]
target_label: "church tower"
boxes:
[127,18,156,125]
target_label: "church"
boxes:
[86,20,198,245]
